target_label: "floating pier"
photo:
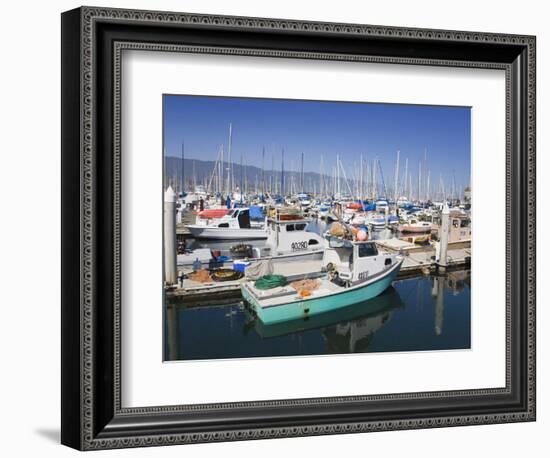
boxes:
[168,259,323,301]
[375,238,471,279]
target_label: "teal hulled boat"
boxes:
[249,286,405,339]
[241,239,403,325]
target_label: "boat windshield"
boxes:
[327,236,354,249]
[286,223,307,232]
[358,242,378,257]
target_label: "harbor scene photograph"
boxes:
[162,95,472,361]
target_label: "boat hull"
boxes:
[242,260,402,324]
[250,287,404,338]
[399,225,431,233]
[187,225,267,240]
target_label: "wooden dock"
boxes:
[168,259,323,300]
[375,238,471,278]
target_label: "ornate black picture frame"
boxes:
[61,6,536,450]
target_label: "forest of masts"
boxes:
[167,124,467,203]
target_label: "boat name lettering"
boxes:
[358,271,369,280]
[291,241,308,251]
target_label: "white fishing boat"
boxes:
[179,213,325,270]
[242,238,403,324]
[187,207,267,240]
[255,213,325,262]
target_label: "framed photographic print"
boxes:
[61,6,536,450]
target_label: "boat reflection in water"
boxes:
[164,270,470,361]
[249,286,404,354]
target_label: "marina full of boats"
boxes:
[164,183,472,327]
[162,124,471,328]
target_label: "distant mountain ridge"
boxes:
[164,156,333,194]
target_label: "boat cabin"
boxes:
[322,238,396,284]
[266,216,325,254]
[448,212,471,242]
[431,211,471,242]
[206,207,254,229]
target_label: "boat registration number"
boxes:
[357,271,369,280]
[291,241,308,251]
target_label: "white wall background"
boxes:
[0,0,545,456]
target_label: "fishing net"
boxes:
[188,269,212,283]
[290,279,321,296]
[254,274,288,290]
[329,222,346,237]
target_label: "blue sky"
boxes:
[163,94,471,191]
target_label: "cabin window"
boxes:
[308,239,319,246]
[461,219,470,228]
[218,223,229,228]
[358,243,378,258]
[295,223,306,231]
[286,224,295,232]
[452,219,459,228]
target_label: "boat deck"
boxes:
[245,281,336,307]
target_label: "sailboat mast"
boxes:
[226,122,233,194]
[280,148,285,196]
[372,158,377,199]
[418,161,422,203]
[240,154,243,203]
[403,157,408,200]
[320,154,324,198]
[180,141,185,195]
[393,150,400,203]
[427,170,431,202]
[300,152,304,193]
[261,147,265,195]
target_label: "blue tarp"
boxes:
[249,205,263,220]
[363,203,376,211]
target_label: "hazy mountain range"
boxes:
[164,156,336,194]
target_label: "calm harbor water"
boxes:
[164,270,471,361]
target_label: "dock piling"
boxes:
[164,186,177,285]
[437,202,450,273]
